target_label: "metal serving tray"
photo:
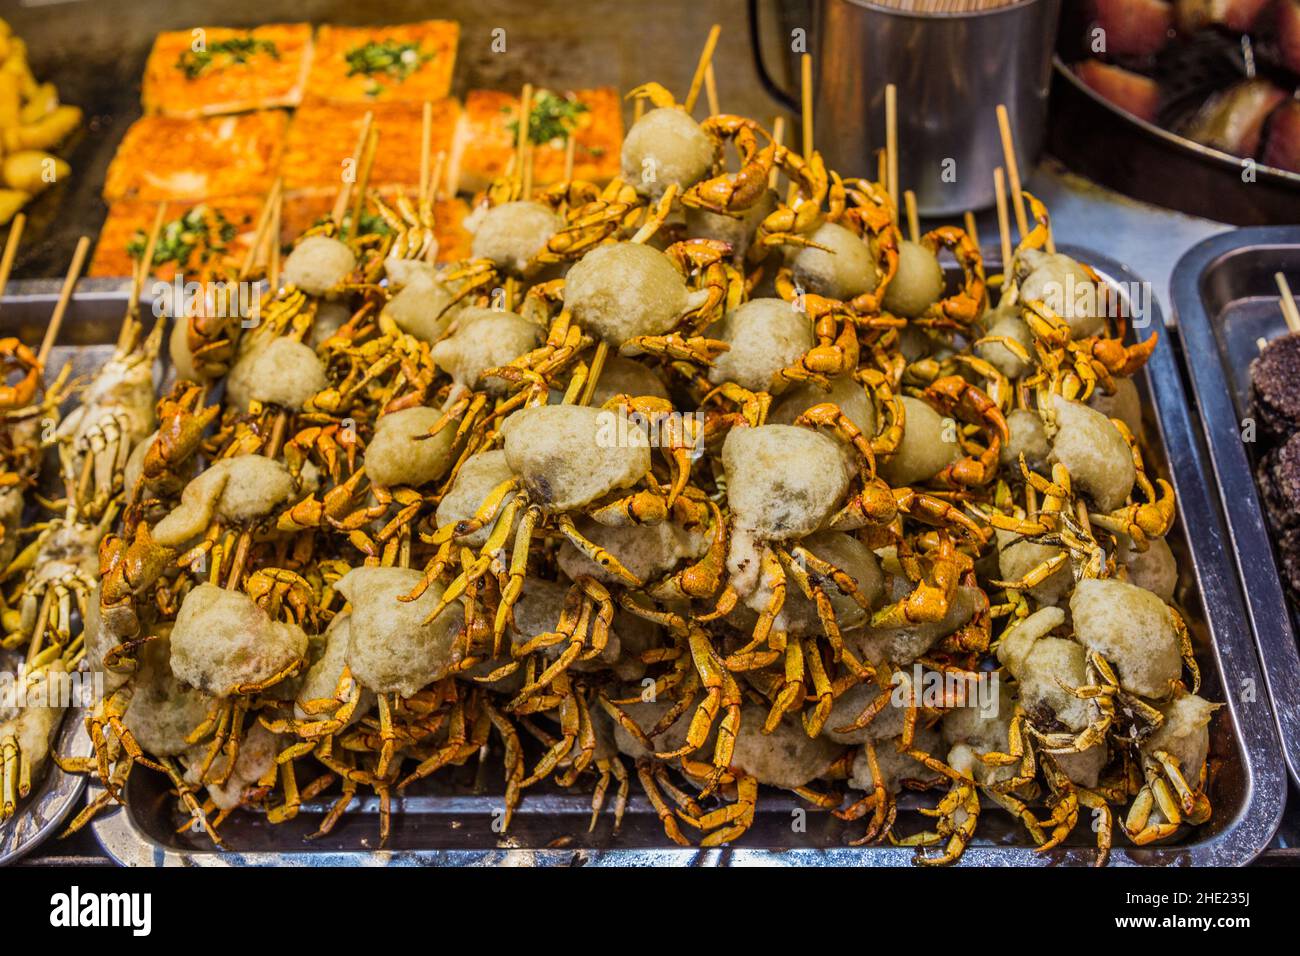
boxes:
[1172,229,1300,789]
[0,249,1284,866]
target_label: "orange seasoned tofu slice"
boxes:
[141,24,314,117]
[458,87,623,194]
[103,111,287,202]
[281,188,471,264]
[281,99,460,193]
[90,197,264,280]
[304,21,458,105]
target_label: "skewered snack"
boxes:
[0,235,96,821]
[141,24,314,118]
[47,35,1219,866]
[1248,275,1300,595]
[1250,328,1300,439]
[0,17,81,225]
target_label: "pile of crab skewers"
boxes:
[0,27,1220,867]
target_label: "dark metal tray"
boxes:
[1172,228,1300,788]
[0,248,1285,866]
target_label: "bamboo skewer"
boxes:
[332,110,374,228]
[563,133,577,183]
[684,24,721,114]
[351,125,379,237]
[704,62,720,117]
[240,178,282,280]
[121,202,167,348]
[904,190,920,244]
[964,210,979,246]
[885,84,899,212]
[801,54,814,159]
[996,104,1029,243]
[426,149,447,265]
[419,101,434,208]
[521,137,535,200]
[994,166,1012,276]
[0,214,26,304]
[769,116,784,189]
[516,84,534,197]
[39,236,89,368]
[131,203,167,298]
[268,190,283,292]
[1277,272,1300,335]
[428,150,447,204]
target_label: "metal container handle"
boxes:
[747,0,799,113]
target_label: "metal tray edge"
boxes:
[1171,227,1300,789]
[68,250,1286,866]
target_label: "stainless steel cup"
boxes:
[750,0,1061,215]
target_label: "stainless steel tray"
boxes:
[0,249,1284,866]
[1171,229,1300,788]
[0,710,92,866]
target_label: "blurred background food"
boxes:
[0,17,81,228]
[1065,0,1300,173]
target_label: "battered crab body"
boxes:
[431,307,542,395]
[381,270,465,343]
[1049,396,1135,514]
[791,223,879,301]
[879,396,960,487]
[337,566,463,698]
[1016,249,1106,339]
[170,584,308,697]
[153,456,296,546]
[999,408,1050,469]
[849,725,943,793]
[501,404,651,512]
[722,425,850,542]
[366,406,457,488]
[563,242,693,345]
[294,611,373,727]
[559,516,705,587]
[620,107,714,200]
[1069,578,1182,698]
[434,449,518,548]
[470,201,563,277]
[882,239,944,318]
[242,338,327,411]
[851,583,982,666]
[283,235,357,298]
[123,633,214,757]
[707,298,813,392]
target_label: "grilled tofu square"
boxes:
[304,21,458,105]
[458,87,622,193]
[282,99,460,193]
[104,111,287,202]
[142,24,314,117]
[90,197,264,279]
